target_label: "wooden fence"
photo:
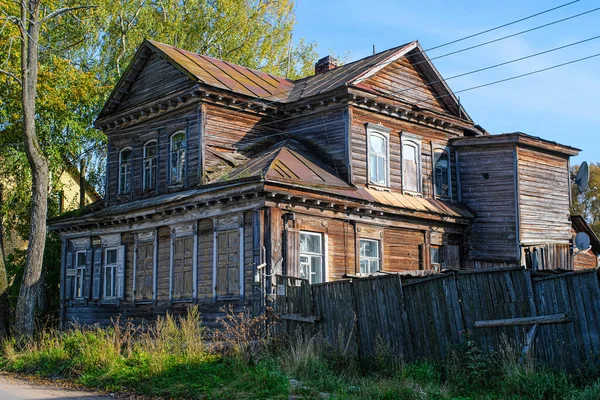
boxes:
[273,268,600,371]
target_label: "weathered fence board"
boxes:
[312,280,357,358]
[533,270,600,371]
[273,268,600,372]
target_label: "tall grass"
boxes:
[3,312,600,399]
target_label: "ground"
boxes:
[0,373,112,400]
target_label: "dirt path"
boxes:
[0,374,113,400]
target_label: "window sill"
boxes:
[134,299,154,305]
[167,184,185,192]
[99,299,119,306]
[367,183,391,191]
[402,190,423,197]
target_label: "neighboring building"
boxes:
[48,39,581,327]
[571,215,600,270]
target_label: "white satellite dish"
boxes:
[575,231,591,251]
[575,162,590,193]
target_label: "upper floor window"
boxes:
[433,147,451,199]
[170,131,186,186]
[119,148,132,195]
[367,125,389,186]
[401,134,422,193]
[143,140,157,191]
[300,231,325,284]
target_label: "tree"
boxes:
[0,0,96,338]
[571,162,600,237]
[0,184,9,340]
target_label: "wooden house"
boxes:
[48,39,581,327]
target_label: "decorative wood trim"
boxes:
[71,237,90,250]
[100,234,121,248]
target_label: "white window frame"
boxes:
[143,140,157,191]
[359,238,381,274]
[432,144,452,200]
[299,231,326,284]
[118,147,132,195]
[103,247,118,300]
[366,124,390,187]
[73,250,86,299]
[401,133,423,194]
[169,131,186,186]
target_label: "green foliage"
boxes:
[572,162,600,238]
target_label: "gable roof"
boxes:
[99,39,471,122]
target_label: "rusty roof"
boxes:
[149,41,295,102]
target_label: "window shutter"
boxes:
[116,245,126,300]
[92,248,102,300]
[284,227,300,278]
[64,250,73,300]
[83,248,93,299]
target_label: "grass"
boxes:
[2,309,600,399]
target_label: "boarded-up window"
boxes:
[402,138,421,193]
[217,229,240,297]
[172,236,194,300]
[136,242,155,301]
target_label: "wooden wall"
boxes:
[63,211,256,327]
[361,57,448,115]
[517,147,571,244]
[457,145,518,262]
[350,107,458,200]
[107,105,201,205]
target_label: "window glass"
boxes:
[170,132,186,185]
[434,149,450,198]
[368,133,388,186]
[74,251,86,298]
[359,239,380,274]
[402,141,420,192]
[143,141,157,191]
[104,248,118,299]
[299,232,324,284]
[119,148,132,194]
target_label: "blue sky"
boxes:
[293,0,599,164]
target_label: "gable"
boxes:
[106,51,196,117]
[358,56,449,115]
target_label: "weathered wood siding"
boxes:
[574,250,598,270]
[517,147,571,244]
[107,106,201,205]
[350,107,458,200]
[457,145,518,261]
[115,52,194,113]
[361,57,448,115]
[383,227,424,271]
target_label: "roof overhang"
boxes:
[451,132,580,157]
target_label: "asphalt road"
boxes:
[0,374,112,400]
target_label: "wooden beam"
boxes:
[274,313,319,323]
[474,313,570,328]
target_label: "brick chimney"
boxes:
[315,56,339,75]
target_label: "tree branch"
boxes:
[0,68,21,85]
[40,5,97,24]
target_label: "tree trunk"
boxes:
[0,185,10,340]
[14,0,49,339]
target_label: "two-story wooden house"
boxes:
[49,39,580,327]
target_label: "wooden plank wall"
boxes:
[350,108,459,201]
[517,147,571,244]
[457,146,518,261]
[276,268,600,371]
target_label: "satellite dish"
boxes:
[575,162,590,193]
[575,232,591,251]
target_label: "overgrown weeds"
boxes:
[3,312,600,399]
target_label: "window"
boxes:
[402,136,422,193]
[143,140,157,191]
[433,148,450,198]
[368,132,388,186]
[359,239,380,274]
[104,248,118,299]
[170,131,186,185]
[430,246,441,272]
[119,148,132,194]
[300,232,325,284]
[74,251,87,298]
